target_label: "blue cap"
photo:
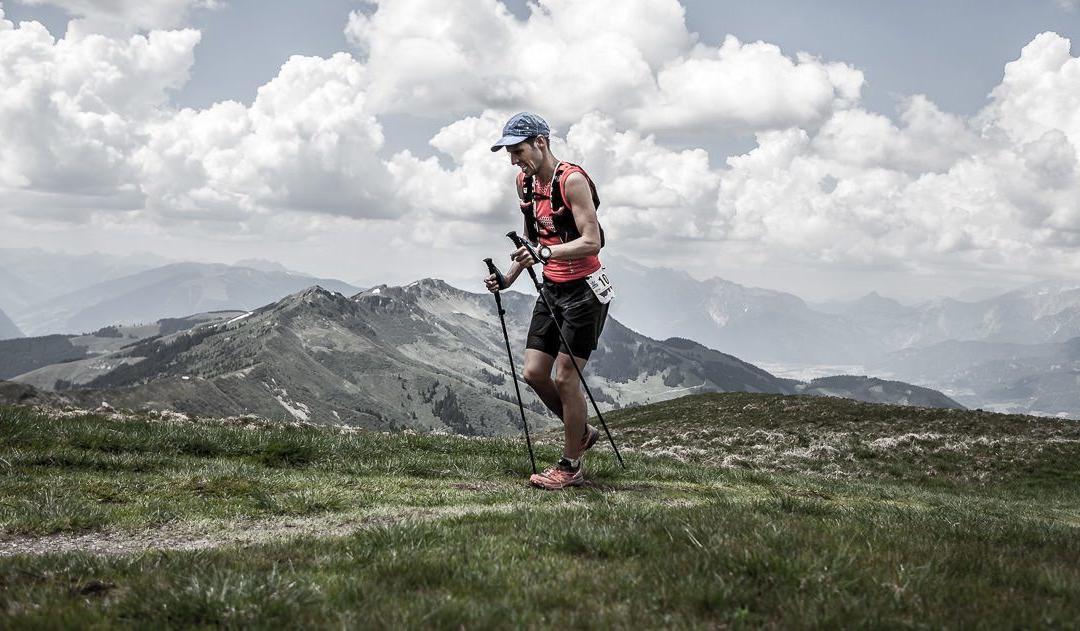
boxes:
[490,112,550,152]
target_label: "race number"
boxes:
[586,267,615,304]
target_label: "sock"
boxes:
[560,456,580,470]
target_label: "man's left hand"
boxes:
[511,246,537,266]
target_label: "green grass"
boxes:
[2,394,1080,628]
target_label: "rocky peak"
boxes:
[284,285,337,301]
[267,286,353,317]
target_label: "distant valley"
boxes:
[603,256,1080,418]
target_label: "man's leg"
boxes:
[554,353,589,460]
[522,349,562,419]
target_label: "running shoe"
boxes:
[529,459,584,490]
[580,424,600,454]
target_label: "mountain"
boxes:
[11,281,795,434]
[0,336,87,381]
[604,256,880,363]
[809,292,919,351]
[812,291,913,318]
[823,280,1080,351]
[937,280,1080,345]
[601,267,1080,417]
[1,312,242,383]
[0,267,40,319]
[790,375,965,409]
[8,280,961,434]
[0,248,166,316]
[603,258,1080,373]
[871,337,1080,418]
[233,258,292,273]
[0,307,23,341]
[15,262,361,336]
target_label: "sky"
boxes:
[2,0,1080,302]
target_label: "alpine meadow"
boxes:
[2,394,1079,627]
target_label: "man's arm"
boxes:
[547,172,601,260]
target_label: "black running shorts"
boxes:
[526,276,609,360]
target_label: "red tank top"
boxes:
[518,164,602,283]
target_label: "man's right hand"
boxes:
[484,274,502,293]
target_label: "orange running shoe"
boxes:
[529,459,584,490]
[580,424,600,454]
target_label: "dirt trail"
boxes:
[1,495,705,558]
[0,503,518,558]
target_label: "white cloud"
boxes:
[346,0,860,133]
[0,13,399,232]
[982,32,1080,148]
[387,110,519,224]
[634,36,863,132]
[19,0,219,32]
[0,0,864,241]
[135,53,397,223]
[713,33,1080,276]
[812,96,980,174]
[0,13,199,193]
[564,112,720,240]
[4,3,1080,290]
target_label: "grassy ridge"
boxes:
[616,393,1080,495]
[2,394,1080,628]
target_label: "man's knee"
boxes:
[554,364,582,394]
[522,365,551,388]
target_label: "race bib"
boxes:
[586,267,615,304]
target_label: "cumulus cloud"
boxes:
[634,37,863,131]
[564,113,720,239]
[713,32,1080,275]
[0,12,399,233]
[811,96,980,174]
[982,32,1080,147]
[387,111,519,225]
[0,13,199,193]
[0,0,864,238]
[135,52,397,223]
[4,1,1080,287]
[345,0,860,133]
[19,0,219,32]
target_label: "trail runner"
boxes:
[484,112,614,490]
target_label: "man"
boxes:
[485,112,612,490]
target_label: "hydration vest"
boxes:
[518,162,605,247]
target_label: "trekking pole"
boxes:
[505,231,626,469]
[484,258,538,475]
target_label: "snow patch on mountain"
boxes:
[268,384,310,421]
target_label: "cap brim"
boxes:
[490,135,529,152]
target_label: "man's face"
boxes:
[507,138,544,177]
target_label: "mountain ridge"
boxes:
[0,307,23,341]
[15,262,362,336]
[7,280,962,433]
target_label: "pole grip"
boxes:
[506,231,542,288]
[505,230,524,246]
[506,231,542,265]
[483,257,507,290]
